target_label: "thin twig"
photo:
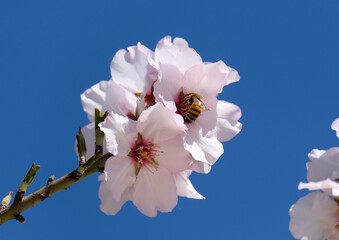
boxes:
[0,153,112,225]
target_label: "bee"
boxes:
[184,93,206,123]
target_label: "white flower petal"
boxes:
[81,80,137,122]
[299,179,339,197]
[225,66,241,85]
[308,149,326,162]
[188,160,212,174]
[195,97,218,134]
[99,112,137,156]
[157,137,190,173]
[174,171,205,199]
[307,147,339,182]
[210,100,242,142]
[155,36,202,74]
[98,174,132,215]
[289,192,338,240]
[110,43,158,94]
[332,118,339,138]
[133,167,177,217]
[75,122,110,160]
[137,103,186,144]
[184,123,223,166]
[75,123,95,160]
[104,156,136,202]
[183,61,238,98]
[153,64,183,112]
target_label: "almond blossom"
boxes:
[78,36,240,217]
[153,37,242,173]
[110,43,158,107]
[289,192,339,240]
[98,103,192,217]
[290,118,339,239]
[297,119,339,197]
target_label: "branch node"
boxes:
[69,170,82,181]
[14,191,24,203]
[39,193,49,200]
[46,175,55,186]
[14,214,25,224]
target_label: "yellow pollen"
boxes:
[130,133,165,176]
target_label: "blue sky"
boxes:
[1,0,339,239]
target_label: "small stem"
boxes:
[95,108,108,155]
[76,127,87,165]
[0,153,112,226]
[15,163,40,203]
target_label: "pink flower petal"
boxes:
[99,112,137,156]
[308,149,326,161]
[299,179,339,197]
[155,36,202,74]
[157,137,190,173]
[289,192,338,240]
[75,123,110,160]
[153,64,183,112]
[137,103,186,144]
[307,147,339,182]
[133,167,177,217]
[104,156,136,202]
[183,61,238,98]
[184,123,223,166]
[98,174,132,215]
[210,100,242,142]
[76,123,96,160]
[174,171,205,199]
[194,97,218,134]
[110,43,158,94]
[188,160,212,174]
[331,118,339,138]
[81,80,137,122]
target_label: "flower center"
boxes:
[127,82,157,121]
[176,91,207,123]
[128,133,162,176]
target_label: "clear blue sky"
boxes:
[1,1,339,239]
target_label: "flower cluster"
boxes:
[289,119,339,240]
[79,36,242,217]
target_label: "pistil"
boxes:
[128,133,162,176]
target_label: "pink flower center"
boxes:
[176,91,206,124]
[128,133,162,176]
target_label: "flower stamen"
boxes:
[128,133,162,176]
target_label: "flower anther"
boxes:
[128,133,163,176]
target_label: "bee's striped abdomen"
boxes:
[184,94,204,123]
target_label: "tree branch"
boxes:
[0,153,113,226]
